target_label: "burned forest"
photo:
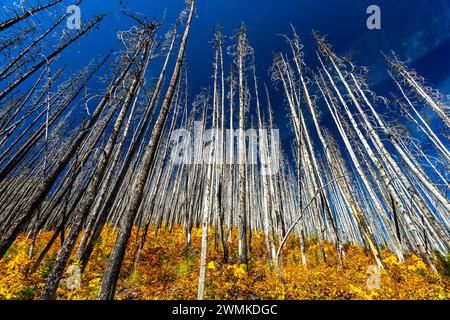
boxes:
[0,0,449,301]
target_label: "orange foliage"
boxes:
[0,225,449,300]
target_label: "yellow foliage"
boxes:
[207,261,216,270]
[0,226,449,300]
[233,265,247,278]
[384,254,401,267]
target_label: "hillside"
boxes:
[1,225,449,300]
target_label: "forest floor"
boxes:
[1,225,449,300]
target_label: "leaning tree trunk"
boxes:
[0,0,62,32]
[40,42,150,300]
[237,26,249,266]
[98,0,195,300]
[0,47,138,259]
[0,15,105,102]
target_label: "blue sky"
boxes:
[1,0,449,150]
[59,0,450,88]
[3,0,450,100]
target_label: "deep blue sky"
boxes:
[2,0,450,152]
[57,0,450,90]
